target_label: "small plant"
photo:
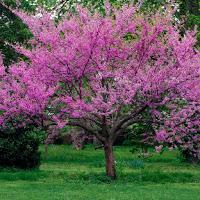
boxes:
[128,159,144,168]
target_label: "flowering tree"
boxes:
[0,3,199,178]
[156,98,200,163]
[158,105,200,163]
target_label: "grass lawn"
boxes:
[0,145,200,200]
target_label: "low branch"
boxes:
[67,121,105,142]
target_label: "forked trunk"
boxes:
[104,141,116,179]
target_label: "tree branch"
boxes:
[67,121,105,142]
[111,105,148,135]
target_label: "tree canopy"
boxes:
[0,2,199,178]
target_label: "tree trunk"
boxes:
[103,141,116,179]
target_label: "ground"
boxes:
[0,145,200,200]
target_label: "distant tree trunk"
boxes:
[143,146,148,153]
[45,144,48,160]
[103,140,116,179]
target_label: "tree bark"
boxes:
[103,141,116,179]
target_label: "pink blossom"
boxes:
[155,145,163,153]
[156,130,167,142]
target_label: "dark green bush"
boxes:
[188,15,200,47]
[0,126,41,169]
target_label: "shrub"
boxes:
[0,126,41,169]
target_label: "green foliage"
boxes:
[140,0,166,12]
[0,126,42,169]
[188,15,200,27]
[188,15,200,46]
[179,0,200,16]
[178,1,200,46]
[0,0,58,65]
[0,1,31,65]
[123,109,154,155]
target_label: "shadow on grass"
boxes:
[40,145,140,164]
[69,170,200,184]
[41,145,182,167]
[0,167,199,184]
[0,168,49,181]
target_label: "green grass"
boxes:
[0,145,200,200]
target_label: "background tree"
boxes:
[0,0,59,66]
[0,1,31,65]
